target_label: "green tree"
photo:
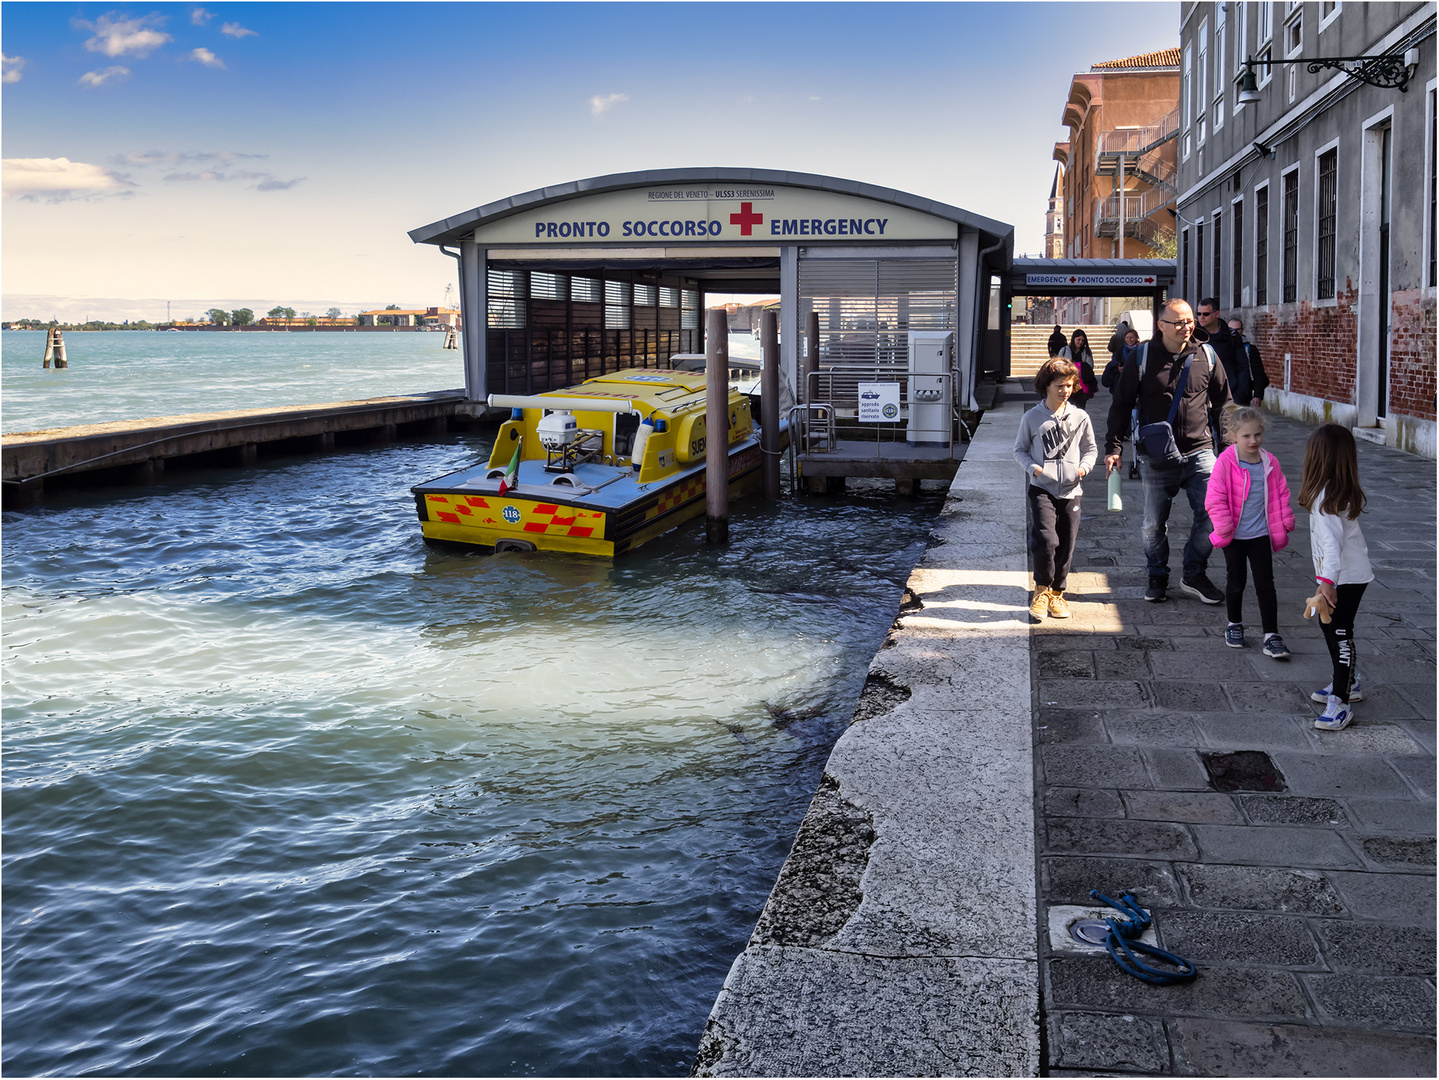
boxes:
[384,304,401,310]
[267,306,286,320]
[231,308,254,326]
[282,307,296,324]
[306,316,318,326]
[206,308,229,325]
[325,307,342,320]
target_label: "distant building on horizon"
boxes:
[355,307,460,329]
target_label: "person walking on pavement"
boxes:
[1205,405,1295,657]
[1227,318,1270,406]
[1015,358,1098,621]
[1104,298,1233,604]
[1047,324,1067,358]
[1057,329,1099,410]
[1299,423,1374,732]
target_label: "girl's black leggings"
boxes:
[1222,536,1278,633]
[1322,583,1367,704]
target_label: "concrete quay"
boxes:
[1,390,470,507]
[697,384,1435,1076]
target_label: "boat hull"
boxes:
[416,442,764,556]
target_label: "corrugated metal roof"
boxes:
[1091,47,1181,70]
[408,167,1012,248]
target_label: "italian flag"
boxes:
[498,441,520,494]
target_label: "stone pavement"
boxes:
[1034,386,1437,1075]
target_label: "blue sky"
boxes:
[2,1,1179,322]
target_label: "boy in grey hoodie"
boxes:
[1014,358,1099,619]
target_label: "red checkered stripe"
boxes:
[520,502,603,538]
[649,475,706,519]
[426,493,602,538]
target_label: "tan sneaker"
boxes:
[1029,588,1051,618]
[1048,591,1071,618]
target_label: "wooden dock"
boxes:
[2,390,476,507]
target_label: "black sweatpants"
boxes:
[1222,536,1278,634]
[1027,484,1081,593]
[1322,583,1367,704]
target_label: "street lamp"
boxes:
[1237,47,1421,105]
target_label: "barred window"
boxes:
[681,289,699,330]
[1283,170,1299,303]
[1212,209,1223,300]
[1196,220,1206,303]
[633,284,656,306]
[605,280,631,329]
[570,276,602,303]
[1317,149,1337,299]
[1232,199,1244,309]
[1256,186,1269,304]
[531,272,567,300]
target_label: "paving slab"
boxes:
[1033,397,1436,1075]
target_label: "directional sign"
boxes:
[1026,273,1158,287]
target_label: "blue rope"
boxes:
[1089,890,1198,985]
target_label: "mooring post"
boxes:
[803,310,820,408]
[43,327,54,368]
[760,308,781,502]
[53,330,68,369]
[705,308,729,545]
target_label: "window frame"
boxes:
[1254,181,1270,306]
[1231,194,1246,309]
[1284,4,1303,59]
[1214,4,1227,131]
[1281,165,1300,304]
[1318,0,1340,33]
[1314,138,1340,302]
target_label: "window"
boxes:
[1215,5,1227,130]
[1430,87,1437,289]
[1319,1,1340,31]
[1213,209,1223,300]
[531,272,567,300]
[633,284,656,306]
[1236,2,1248,77]
[1198,20,1209,144]
[1255,185,1270,304]
[1283,169,1299,303]
[570,276,602,304]
[681,289,699,330]
[1232,198,1245,309]
[487,268,526,329]
[1259,2,1273,44]
[659,286,679,308]
[1317,147,1338,299]
[1197,219,1206,301]
[1285,6,1302,56]
[605,280,631,329]
[1183,43,1193,141]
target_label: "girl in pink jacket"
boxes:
[1205,406,1296,657]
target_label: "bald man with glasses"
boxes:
[1104,299,1234,604]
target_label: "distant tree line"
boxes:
[6,305,411,332]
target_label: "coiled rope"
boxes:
[1089,890,1198,985]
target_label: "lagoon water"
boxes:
[2,331,942,1076]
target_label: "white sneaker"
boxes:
[1314,695,1354,731]
[1311,673,1363,704]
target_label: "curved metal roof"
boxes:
[408,167,1013,247]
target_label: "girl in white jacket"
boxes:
[1297,424,1374,731]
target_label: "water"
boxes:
[2,334,942,1076]
[2,330,465,433]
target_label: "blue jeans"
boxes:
[1140,448,1215,580]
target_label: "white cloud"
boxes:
[252,176,304,191]
[192,7,214,25]
[75,13,172,58]
[190,47,225,69]
[161,167,303,191]
[2,53,25,84]
[2,158,135,202]
[120,149,267,166]
[79,66,132,89]
[221,22,257,38]
[589,92,629,117]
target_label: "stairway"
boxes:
[1009,324,1114,381]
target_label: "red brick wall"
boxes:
[1247,280,1436,421]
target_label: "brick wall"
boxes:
[1246,281,1436,422]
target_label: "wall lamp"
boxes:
[1237,48,1420,104]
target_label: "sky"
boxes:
[2,1,1180,323]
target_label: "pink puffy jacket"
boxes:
[1206,446,1295,551]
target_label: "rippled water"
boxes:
[3,404,941,1074]
[2,330,465,433]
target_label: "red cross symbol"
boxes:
[1068,275,1078,283]
[729,202,764,236]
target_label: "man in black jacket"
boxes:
[1104,298,1233,604]
[1047,324,1067,357]
[1227,318,1270,405]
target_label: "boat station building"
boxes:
[409,169,1017,418]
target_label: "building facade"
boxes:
[1177,1,1436,455]
[1054,49,1182,324]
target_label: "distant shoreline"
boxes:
[4,325,435,333]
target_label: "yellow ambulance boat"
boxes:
[411,368,779,556]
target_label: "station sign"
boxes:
[1026,273,1159,287]
[857,382,901,423]
[472,184,958,245]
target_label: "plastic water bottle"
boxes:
[1108,465,1123,512]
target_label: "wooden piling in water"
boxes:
[705,309,729,545]
[760,309,781,502]
[53,331,68,369]
[43,328,54,368]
